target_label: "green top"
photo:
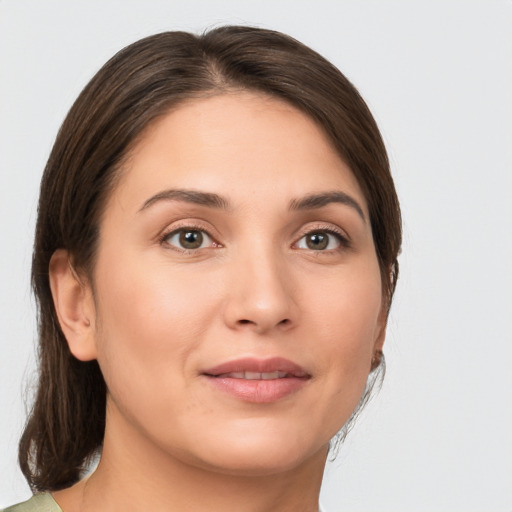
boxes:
[1,494,62,512]
[1,494,328,511]
[2,493,327,511]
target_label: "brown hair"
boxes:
[20,25,401,491]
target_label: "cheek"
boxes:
[307,262,383,346]
[96,249,216,338]
[304,263,383,397]
[90,254,218,407]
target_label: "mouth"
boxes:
[202,357,310,403]
[212,371,291,380]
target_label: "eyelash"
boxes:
[295,225,351,252]
[158,224,350,253]
[159,223,220,253]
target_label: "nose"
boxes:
[222,246,298,335]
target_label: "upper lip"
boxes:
[202,357,310,378]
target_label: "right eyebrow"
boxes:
[139,188,231,212]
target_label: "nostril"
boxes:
[233,317,292,331]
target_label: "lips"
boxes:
[202,357,310,403]
[216,371,288,380]
[204,357,309,378]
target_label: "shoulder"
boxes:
[1,494,62,512]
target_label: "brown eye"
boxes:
[296,231,342,251]
[180,230,203,249]
[306,232,328,250]
[164,229,213,250]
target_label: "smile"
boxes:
[215,371,289,380]
[202,357,310,403]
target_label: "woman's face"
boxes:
[86,92,385,475]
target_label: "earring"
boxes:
[371,349,383,371]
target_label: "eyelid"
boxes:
[293,223,351,250]
[158,221,221,252]
[156,220,350,253]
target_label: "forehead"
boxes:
[110,91,367,214]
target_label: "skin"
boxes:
[50,92,386,512]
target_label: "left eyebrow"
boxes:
[289,191,366,222]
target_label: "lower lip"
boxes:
[204,376,308,403]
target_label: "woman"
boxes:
[3,25,401,511]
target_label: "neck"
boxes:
[54,406,327,512]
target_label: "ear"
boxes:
[373,304,388,352]
[370,301,388,371]
[49,249,98,361]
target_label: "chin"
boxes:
[182,421,330,477]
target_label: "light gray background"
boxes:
[1,1,511,510]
